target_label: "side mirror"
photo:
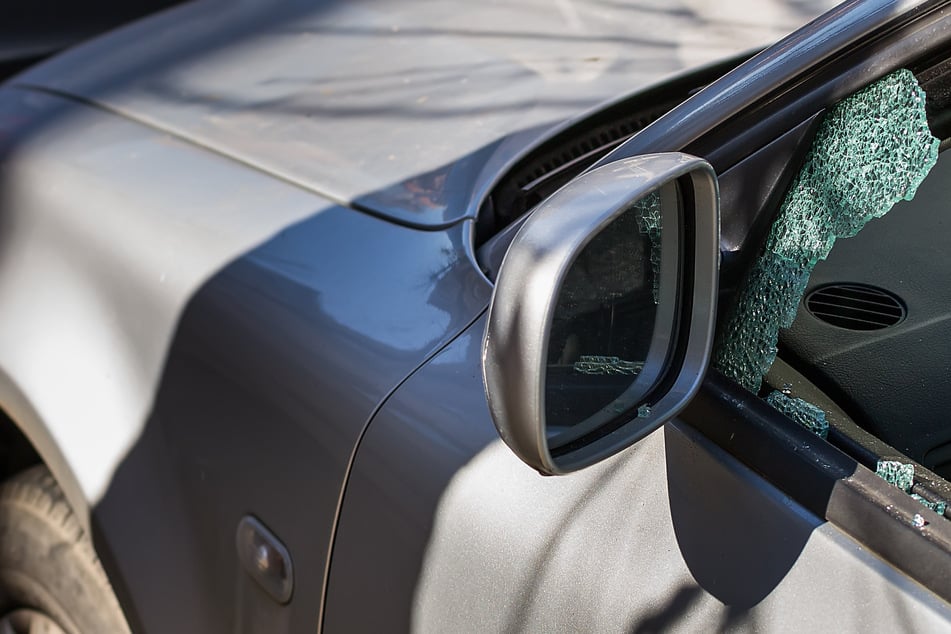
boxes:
[482,153,719,474]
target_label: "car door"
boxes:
[325,0,951,631]
[326,314,951,632]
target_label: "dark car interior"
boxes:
[780,149,951,479]
[775,56,951,486]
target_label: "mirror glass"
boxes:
[544,181,680,452]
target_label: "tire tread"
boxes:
[0,466,130,634]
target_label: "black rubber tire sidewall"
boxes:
[0,466,130,634]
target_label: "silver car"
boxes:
[0,0,949,632]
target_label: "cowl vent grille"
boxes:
[805,283,905,331]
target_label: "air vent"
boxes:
[805,284,905,331]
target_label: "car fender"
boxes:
[0,85,327,513]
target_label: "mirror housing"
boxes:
[482,153,719,474]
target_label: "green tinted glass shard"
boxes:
[911,493,947,516]
[713,69,939,393]
[765,391,829,438]
[633,191,662,303]
[573,355,643,376]
[876,460,915,493]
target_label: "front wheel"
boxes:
[0,466,130,634]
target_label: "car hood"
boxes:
[13,0,788,227]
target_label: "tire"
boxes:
[0,466,130,634]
